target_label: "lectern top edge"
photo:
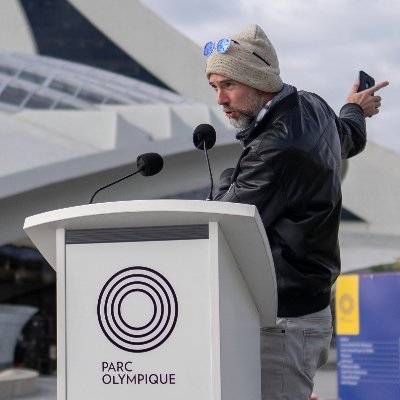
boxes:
[23,199,258,230]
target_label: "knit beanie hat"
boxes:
[205,24,283,93]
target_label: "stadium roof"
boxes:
[0,51,191,112]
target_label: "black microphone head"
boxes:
[193,124,216,150]
[136,153,164,176]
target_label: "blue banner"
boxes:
[336,273,400,400]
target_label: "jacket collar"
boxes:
[236,87,299,147]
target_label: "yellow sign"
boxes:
[336,275,360,335]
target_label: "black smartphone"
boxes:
[358,70,375,92]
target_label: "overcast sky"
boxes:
[141,0,399,151]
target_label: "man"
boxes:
[204,24,388,399]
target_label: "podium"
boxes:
[24,200,277,400]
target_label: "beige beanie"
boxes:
[205,24,283,93]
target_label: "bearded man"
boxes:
[204,24,388,399]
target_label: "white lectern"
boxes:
[24,200,276,400]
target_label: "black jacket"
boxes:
[214,89,366,318]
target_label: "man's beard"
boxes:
[225,90,264,131]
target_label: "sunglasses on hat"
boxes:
[203,38,270,67]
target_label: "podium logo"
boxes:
[97,266,178,352]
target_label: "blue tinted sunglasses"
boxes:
[203,38,270,67]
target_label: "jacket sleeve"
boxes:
[214,168,235,197]
[214,138,286,227]
[335,103,366,159]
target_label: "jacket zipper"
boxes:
[220,183,235,200]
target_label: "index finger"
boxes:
[364,80,389,95]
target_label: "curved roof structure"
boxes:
[0,97,241,245]
[0,0,214,104]
[0,51,191,112]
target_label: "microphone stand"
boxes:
[204,142,214,201]
[89,169,143,204]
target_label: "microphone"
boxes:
[89,152,163,204]
[193,123,216,150]
[137,153,164,176]
[193,124,216,201]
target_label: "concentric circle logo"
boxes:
[97,266,178,353]
[339,293,354,315]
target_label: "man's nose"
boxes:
[216,89,228,106]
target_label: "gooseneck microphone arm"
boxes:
[193,124,217,201]
[204,142,214,201]
[89,169,142,204]
[88,152,164,204]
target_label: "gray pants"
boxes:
[260,306,333,400]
